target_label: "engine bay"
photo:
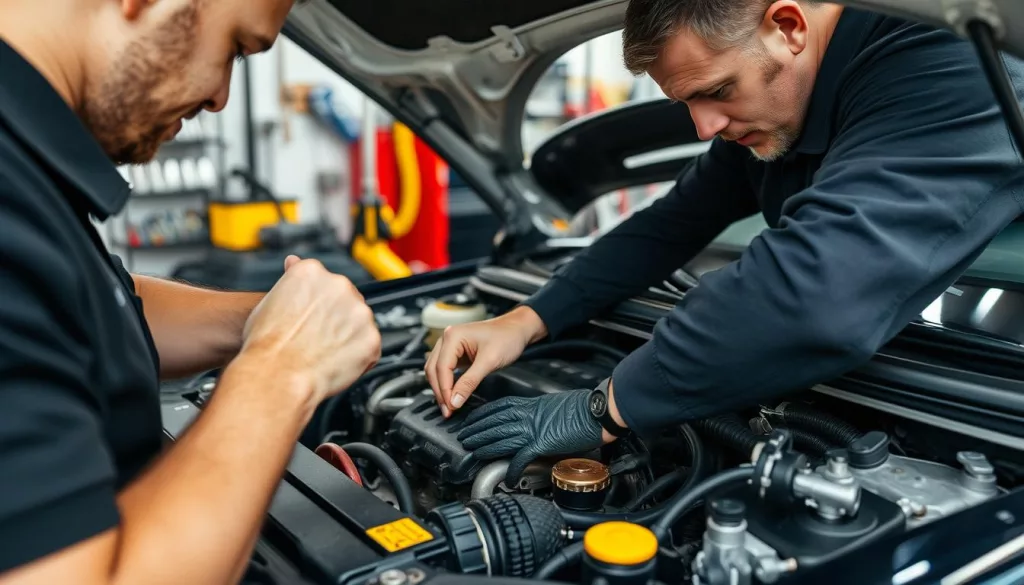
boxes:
[164,267,1024,585]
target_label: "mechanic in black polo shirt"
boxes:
[430,0,1024,483]
[0,1,380,584]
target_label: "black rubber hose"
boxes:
[786,427,837,458]
[560,424,706,529]
[521,339,628,362]
[318,359,427,439]
[559,499,667,529]
[693,414,760,458]
[779,403,863,446]
[624,468,688,512]
[533,541,585,580]
[651,466,755,542]
[677,423,708,492]
[340,442,416,514]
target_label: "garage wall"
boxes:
[105,28,649,276]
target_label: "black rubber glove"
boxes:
[456,389,604,484]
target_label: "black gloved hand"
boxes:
[456,389,604,485]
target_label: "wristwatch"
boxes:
[588,378,631,438]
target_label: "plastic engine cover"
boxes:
[387,394,480,485]
[385,358,614,486]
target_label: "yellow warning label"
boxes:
[366,518,435,552]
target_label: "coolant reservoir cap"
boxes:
[421,294,487,330]
[552,458,611,492]
[584,521,658,566]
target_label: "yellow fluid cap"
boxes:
[584,521,658,566]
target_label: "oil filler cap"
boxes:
[551,458,611,511]
[583,521,658,566]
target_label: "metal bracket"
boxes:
[489,26,526,63]
[943,0,1006,40]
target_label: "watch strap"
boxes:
[591,379,630,437]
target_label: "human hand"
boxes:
[425,306,547,417]
[456,389,604,484]
[241,255,381,402]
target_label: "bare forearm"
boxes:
[111,354,316,585]
[133,275,264,379]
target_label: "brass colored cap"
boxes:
[584,521,658,566]
[551,458,611,493]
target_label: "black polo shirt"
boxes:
[0,39,162,571]
[525,8,1024,435]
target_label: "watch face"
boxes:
[589,390,607,417]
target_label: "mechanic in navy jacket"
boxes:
[427,0,1024,484]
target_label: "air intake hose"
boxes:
[775,402,863,446]
[693,414,760,458]
[427,494,567,578]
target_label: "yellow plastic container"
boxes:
[208,200,300,251]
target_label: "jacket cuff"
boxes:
[521,278,590,340]
[611,340,689,438]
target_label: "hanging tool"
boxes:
[348,96,420,280]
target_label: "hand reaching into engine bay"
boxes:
[425,305,548,417]
[456,388,608,484]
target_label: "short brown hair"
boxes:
[622,0,800,75]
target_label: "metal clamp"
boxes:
[752,432,789,500]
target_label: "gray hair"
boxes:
[622,0,809,75]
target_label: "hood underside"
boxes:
[323,0,600,51]
[284,0,1024,238]
[285,0,625,165]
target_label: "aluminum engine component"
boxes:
[751,430,861,521]
[791,451,861,521]
[693,499,797,585]
[470,460,552,499]
[711,429,904,574]
[825,431,1001,528]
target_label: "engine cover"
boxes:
[388,395,479,485]
[385,358,614,486]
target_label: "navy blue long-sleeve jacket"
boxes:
[523,9,1024,437]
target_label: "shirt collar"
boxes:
[790,8,876,156]
[0,38,130,220]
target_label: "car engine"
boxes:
[270,286,1024,585]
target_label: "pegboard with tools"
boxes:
[103,114,227,273]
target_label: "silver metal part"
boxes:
[364,371,427,435]
[753,433,788,500]
[376,397,417,413]
[958,451,999,494]
[824,451,1002,528]
[470,460,551,499]
[824,452,854,484]
[377,569,408,585]
[693,519,795,585]
[792,469,861,520]
[368,567,428,585]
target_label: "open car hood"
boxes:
[284,0,1024,231]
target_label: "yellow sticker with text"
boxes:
[366,518,435,552]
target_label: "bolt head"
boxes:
[378,569,408,585]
